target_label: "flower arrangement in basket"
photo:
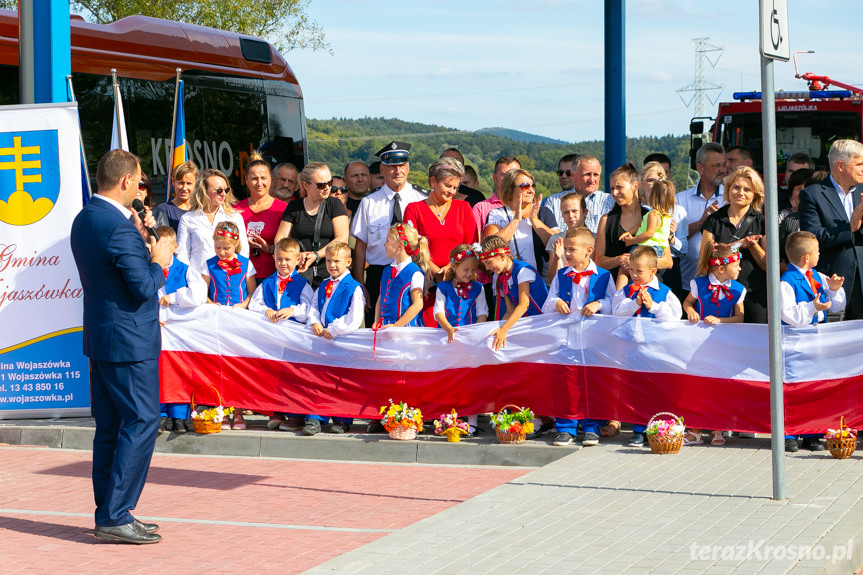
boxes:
[191,405,234,434]
[645,412,685,454]
[825,416,857,460]
[434,409,470,442]
[490,404,534,444]
[190,386,233,434]
[379,399,423,440]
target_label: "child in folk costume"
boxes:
[780,231,845,453]
[304,242,365,436]
[155,226,207,434]
[479,234,548,351]
[203,221,256,310]
[202,221,256,430]
[375,223,432,328]
[434,243,488,342]
[542,227,615,447]
[611,245,682,448]
[434,243,489,435]
[248,237,314,431]
[681,242,746,447]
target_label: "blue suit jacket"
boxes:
[798,177,863,290]
[70,196,165,362]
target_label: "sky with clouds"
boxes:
[285,0,863,143]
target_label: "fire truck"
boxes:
[689,53,862,185]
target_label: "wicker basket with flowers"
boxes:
[379,399,423,440]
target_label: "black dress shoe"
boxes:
[366,421,385,434]
[94,522,161,544]
[171,418,188,434]
[132,517,159,533]
[802,437,826,451]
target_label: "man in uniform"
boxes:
[351,141,427,331]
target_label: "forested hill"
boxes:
[307,117,693,196]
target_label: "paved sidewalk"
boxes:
[0,447,528,574]
[307,437,863,575]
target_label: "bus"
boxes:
[0,10,308,200]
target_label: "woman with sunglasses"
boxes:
[235,154,288,284]
[176,168,249,272]
[274,162,349,289]
[483,168,557,278]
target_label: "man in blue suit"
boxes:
[71,150,174,544]
[798,139,863,320]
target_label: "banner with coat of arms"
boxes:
[0,103,90,418]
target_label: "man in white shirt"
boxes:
[351,141,427,326]
[677,142,727,286]
[541,153,577,230]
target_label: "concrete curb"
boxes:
[0,423,578,467]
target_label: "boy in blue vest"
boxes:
[248,237,314,431]
[156,226,207,433]
[305,241,365,435]
[780,231,845,452]
[542,227,615,447]
[612,245,682,447]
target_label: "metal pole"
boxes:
[18,0,34,104]
[760,54,786,502]
[604,0,625,191]
[167,68,182,198]
[67,74,92,200]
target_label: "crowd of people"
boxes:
[138,138,863,453]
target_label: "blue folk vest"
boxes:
[317,274,362,328]
[438,280,483,327]
[260,270,308,323]
[495,259,548,320]
[557,266,612,309]
[206,254,250,306]
[380,262,424,326]
[163,256,189,295]
[781,268,828,325]
[693,276,745,319]
[623,280,671,318]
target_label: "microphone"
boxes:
[131,199,160,240]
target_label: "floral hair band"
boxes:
[395,224,415,256]
[215,228,239,240]
[708,245,741,267]
[451,243,483,264]
[478,246,511,260]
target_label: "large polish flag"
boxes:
[159,306,863,435]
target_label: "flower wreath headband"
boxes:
[215,227,239,240]
[708,243,741,267]
[395,224,415,256]
[477,246,511,260]
[451,243,483,264]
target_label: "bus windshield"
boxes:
[716,111,861,173]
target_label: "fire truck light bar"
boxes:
[732,90,853,101]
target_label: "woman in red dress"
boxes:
[403,157,479,325]
[234,154,288,285]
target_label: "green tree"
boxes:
[0,0,329,52]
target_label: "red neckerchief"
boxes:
[217,258,242,276]
[325,279,335,299]
[805,270,822,295]
[497,270,512,297]
[390,266,398,279]
[162,267,170,279]
[708,283,732,304]
[278,275,292,292]
[566,269,593,294]
[627,283,643,297]
[455,281,472,299]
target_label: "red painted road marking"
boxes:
[0,448,528,573]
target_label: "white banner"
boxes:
[0,103,90,418]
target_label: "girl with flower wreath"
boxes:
[374,223,432,327]
[680,241,746,446]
